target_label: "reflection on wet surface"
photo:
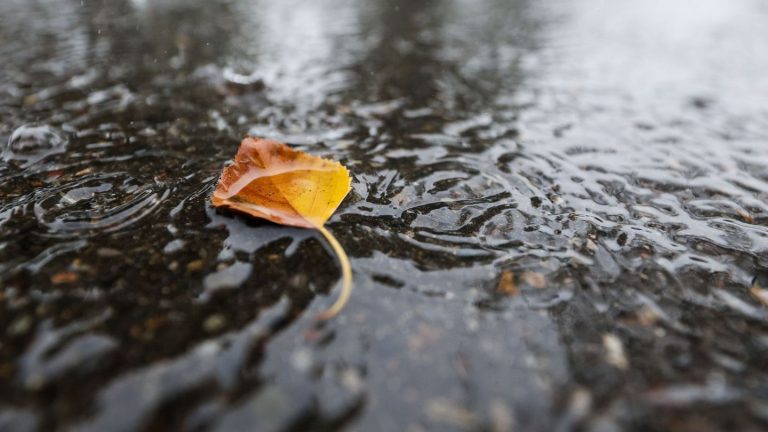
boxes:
[1,0,768,430]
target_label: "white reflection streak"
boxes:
[556,0,767,108]
[239,0,360,109]
[129,0,149,11]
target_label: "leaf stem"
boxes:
[315,225,352,320]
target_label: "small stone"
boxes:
[187,260,204,272]
[290,348,312,373]
[24,373,45,391]
[23,94,38,106]
[203,314,226,333]
[567,388,593,420]
[163,239,185,254]
[8,315,32,336]
[340,368,364,394]
[145,316,167,332]
[408,324,441,351]
[0,362,15,378]
[603,334,629,370]
[489,399,514,432]
[521,271,546,289]
[130,325,142,339]
[637,306,660,326]
[424,398,475,428]
[96,248,122,257]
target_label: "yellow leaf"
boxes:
[212,137,352,320]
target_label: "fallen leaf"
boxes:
[496,271,517,296]
[737,208,754,224]
[521,271,546,289]
[212,137,350,229]
[51,271,78,285]
[750,283,768,307]
[212,137,352,320]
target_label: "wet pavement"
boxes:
[2,0,768,430]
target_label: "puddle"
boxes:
[1,0,768,430]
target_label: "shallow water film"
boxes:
[2,0,768,430]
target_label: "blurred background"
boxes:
[1,0,768,430]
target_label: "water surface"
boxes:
[2,0,768,430]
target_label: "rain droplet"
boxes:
[3,124,67,166]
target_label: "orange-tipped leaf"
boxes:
[212,137,351,228]
[212,137,353,320]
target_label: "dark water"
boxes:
[2,0,768,430]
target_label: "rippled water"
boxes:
[2,0,768,430]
